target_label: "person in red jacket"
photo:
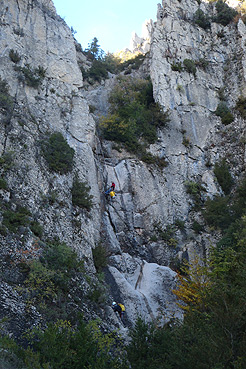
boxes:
[105,182,116,195]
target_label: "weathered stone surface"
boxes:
[107,254,182,325]
[129,19,154,54]
[1,0,246,342]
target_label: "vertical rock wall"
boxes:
[1,0,246,336]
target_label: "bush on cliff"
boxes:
[99,76,169,161]
[72,175,93,211]
[214,158,233,194]
[214,0,238,26]
[194,9,211,29]
[0,78,13,115]
[215,102,234,125]
[42,132,75,174]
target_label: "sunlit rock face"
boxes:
[129,19,154,54]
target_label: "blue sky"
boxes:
[52,0,158,53]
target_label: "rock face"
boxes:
[0,0,246,340]
[129,19,154,54]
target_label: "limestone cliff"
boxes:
[0,0,246,342]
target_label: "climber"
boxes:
[105,182,116,195]
[112,301,125,320]
[109,190,116,199]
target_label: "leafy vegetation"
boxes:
[30,220,43,238]
[0,177,8,190]
[0,318,125,369]
[195,58,209,70]
[185,180,206,208]
[214,0,238,26]
[0,151,15,171]
[152,222,178,246]
[99,75,169,162]
[235,95,246,118]
[81,37,145,84]
[0,78,13,115]
[183,59,197,76]
[171,62,183,72]
[71,175,93,211]
[9,49,21,63]
[192,220,204,234]
[203,195,231,229]
[15,64,46,88]
[214,158,233,194]
[2,205,31,233]
[92,244,107,272]
[126,218,246,368]
[42,132,75,174]
[215,101,234,125]
[20,239,84,313]
[203,175,246,240]
[193,9,211,29]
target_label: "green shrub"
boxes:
[25,260,57,303]
[203,195,231,229]
[195,58,209,70]
[122,53,145,71]
[81,37,132,83]
[183,59,197,76]
[72,175,93,211]
[86,59,108,82]
[140,151,169,168]
[2,206,31,233]
[202,176,246,233]
[87,281,107,304]
[217,87,226,101]
[0,78,13,114]
[43,240,81,274]
[171,62,183,72]
[176,84,184,92]
[24,240,83,307]
[100,76,169,159]
[185,180,206,207]
[41,190,58,206]
[0,225,7,236]
[233,177,246,218]
[214,0,237,26]
[0,318,124,369]
[215,102,234,125]
[235,95,246,118]
[214,158,233,194]
[174,219,185,230]
[193,9,211,29]
[92,244,107,272]
[9,49,21,63]
[0,177,8,190]
[42,132,75,174]
[0,151,15,170]
[16,64,46,88]
[192,220,204,233]
[30,220,43,238]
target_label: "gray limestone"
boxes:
[1,0,246,339]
